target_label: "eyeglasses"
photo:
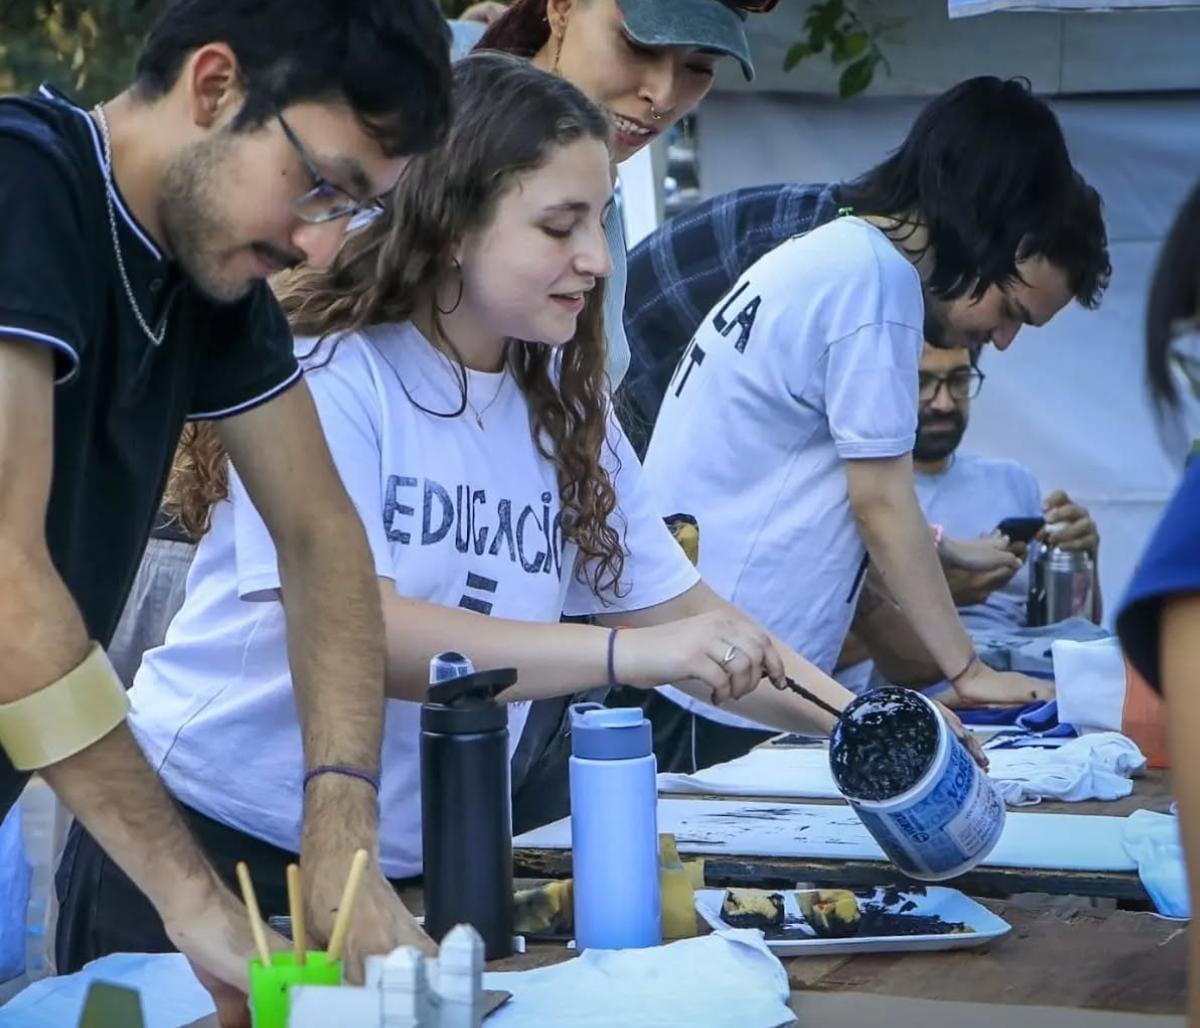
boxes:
[721,0,779,11]
[918,368,986,402]
[276,112,385,225]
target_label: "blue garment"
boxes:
[1117,458,1200,692]
[914,453,1043,630]
[619,182,841,454]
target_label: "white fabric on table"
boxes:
[0,953,213,1027]
[483,930,793,1028]
[1052,636,1127,732]
[1123,810,1189,919]
[990,733,1146,806]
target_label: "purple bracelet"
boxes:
[606,627,627,690]
[302,764,381,794]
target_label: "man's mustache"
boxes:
[918,412,965,432]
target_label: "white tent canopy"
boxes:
[692,90,1200,624]
[950,0,1200,17]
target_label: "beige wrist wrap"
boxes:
[0,644,130,770]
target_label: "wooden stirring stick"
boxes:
[286,863,307,965]
[325,848,369,964]
[235,861,274,967]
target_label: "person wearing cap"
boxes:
[478,0,764,391]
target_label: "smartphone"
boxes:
[995,516,1045,543]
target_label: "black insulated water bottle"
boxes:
[421,651,517,960]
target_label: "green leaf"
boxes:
[833,31,870,62]
[783,40,817,71]
[838,56,876,97]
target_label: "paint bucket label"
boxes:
[830,688,1006,882]
[852,736,1006,880]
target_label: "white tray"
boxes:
[695,886,1011,957]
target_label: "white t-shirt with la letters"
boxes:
[129,323,697,877]
[645,217,923,726]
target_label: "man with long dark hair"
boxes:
[0,0,451,1013]
[641,76,1110,750]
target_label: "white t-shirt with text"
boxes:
[129,324,697,877]
[644,218,922,726]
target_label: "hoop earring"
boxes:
[436,258,464,316]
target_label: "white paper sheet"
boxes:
[515,799,1136,872]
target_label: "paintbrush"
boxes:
[779,675,845,722]
[235,861,274,968]
[286,863,307,965]
[325,848,369,964]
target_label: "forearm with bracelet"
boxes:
[0,644,130,770]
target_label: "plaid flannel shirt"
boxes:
[618,182,841,455]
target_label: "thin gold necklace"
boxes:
[429,338,510,430]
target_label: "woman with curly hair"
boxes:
[56,54,853,963]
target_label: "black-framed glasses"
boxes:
[276,112,385,225]
[918,368,986,402]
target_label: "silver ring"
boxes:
[721,644,739,667]
[650,106,664,121]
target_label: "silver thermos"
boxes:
[1027,542,1095,626]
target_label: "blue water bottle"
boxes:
[569,703,661,950]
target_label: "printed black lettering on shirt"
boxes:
[383,474,565,583]
[668,278,764,401]
[712,281,762,354]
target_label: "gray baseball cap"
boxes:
[617,0,755,81]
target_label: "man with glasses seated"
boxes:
[909,342,1101,635]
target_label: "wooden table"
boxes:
[181,886,1185,1027]
[485,898,1186,1022]
[515,769,1173,903]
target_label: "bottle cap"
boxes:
[570,704,652,760]
[422,652,516,734]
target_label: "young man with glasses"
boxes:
[909,343,1101,633]
[0,0,450,1014]
[640,78,1110,761]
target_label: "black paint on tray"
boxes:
[829,688,939,802]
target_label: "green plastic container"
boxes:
[248,951,343,1028]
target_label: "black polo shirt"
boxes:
[0,85,300,648]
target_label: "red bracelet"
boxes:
[948,653,979,686]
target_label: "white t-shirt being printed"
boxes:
[129,323,698,878]
[644,217,922,726]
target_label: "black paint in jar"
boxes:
[829,687,939,802]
